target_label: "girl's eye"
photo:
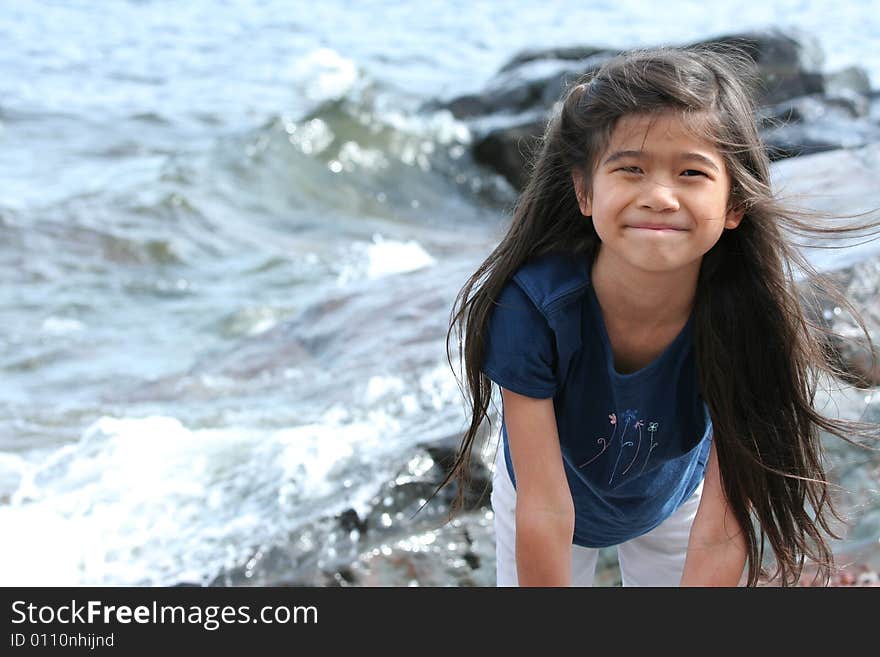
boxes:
[681,170,707,177]
[617,166,642,173]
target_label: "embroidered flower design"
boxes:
[638,421,661,477]
[579,411,618,468]
[609,410,639,484]
[621,419,645,476]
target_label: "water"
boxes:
[1,0,879,585]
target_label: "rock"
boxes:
[343,512,497,586]
[824,65,873,98]
[435,51,616,120]
[338,508,368,534]
[759,91,880,161]
[414,431,494,511]
[770,143,880,271]
[829,258,880,387]
[498,46,610,74]
[472,120,545,192]
[684,28,825,106]
[772,144,880,386]
[440,29,880,192]
[760,95,864,126]
[759,94,880,160]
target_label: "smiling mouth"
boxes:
[627,225,688,231]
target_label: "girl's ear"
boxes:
[571,170,592,217]
[724,205,745,230]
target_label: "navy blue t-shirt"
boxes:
[482,251,712,548]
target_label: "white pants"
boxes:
[490,445,704,587]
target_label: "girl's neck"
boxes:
[590,248,699,330]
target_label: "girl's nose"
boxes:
[638,181,680,212]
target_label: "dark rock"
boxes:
[442,93,492,120]
[472,120,545,192]
[759,94,865,127]
[343,512,497,586]
[441,28,879,191]
[338,508,368,534]
[439,52,615,120]
[335,567,356,585]
[758,94,880,160]
[683,29,825,106]
[206,426,498,588]
[762,129,862,161]
[498,46,610,73]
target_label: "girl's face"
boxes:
[572,111,743,276]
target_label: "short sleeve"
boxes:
[482,279,558,398]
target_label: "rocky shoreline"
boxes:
[428,28,880,193]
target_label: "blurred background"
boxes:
[1,0,879,587]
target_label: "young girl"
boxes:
[432,44,880,586]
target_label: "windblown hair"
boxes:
[429,44,880,586]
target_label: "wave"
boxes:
[0,402,427,585]
[206,80,514,227]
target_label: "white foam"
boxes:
[366,234,434,277]
[419,361,460,411]
[289,47,358,105]
[41,317,86,334]
[0,452,25,500]
[336,233,435,285]
[0,411,404,585]
[363,374,406,404]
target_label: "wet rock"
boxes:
[439,28,879,192]
[436,51,615,120]
[760,96,880,161]
[829,258,880,387]
[472,119,546,191]
[498,46,611,74]
[760,94,864,127]
[338,508,368,534]
[797,267,879,390]
[758,90,879,162]
[770,144,880,385]
[824,65,873,99]
[342,511,497,587]
[689,28,825,106]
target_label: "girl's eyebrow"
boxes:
[602,149,720,172]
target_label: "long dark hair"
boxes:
[429,44,880,586]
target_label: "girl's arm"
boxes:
[501,387,575,586]
[680,439,748,586]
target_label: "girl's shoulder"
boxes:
[511,251,591,316]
